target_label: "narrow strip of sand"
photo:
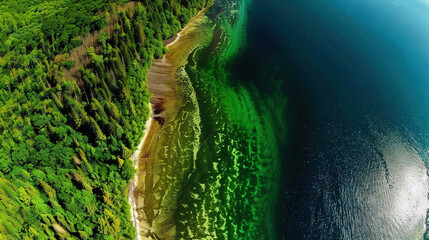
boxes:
[128,8,210,240]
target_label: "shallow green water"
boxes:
[179,0,429,238]
[172,0,286,238]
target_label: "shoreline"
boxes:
[128,8,210,240]
[165,9,207,48]
[129,103,151,240]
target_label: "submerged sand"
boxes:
[128,9,211,240]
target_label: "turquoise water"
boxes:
[159,0,429,238]
[238,0,429,238]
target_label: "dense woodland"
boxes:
[0,0,212,239]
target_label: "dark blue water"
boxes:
[234,0,429,238]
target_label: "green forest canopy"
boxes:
[0,0,212,239]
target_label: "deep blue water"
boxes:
[234,0,429,238]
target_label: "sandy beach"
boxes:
[128,8,211,240]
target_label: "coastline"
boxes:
[128,8,210,240]
[129,103,151,240]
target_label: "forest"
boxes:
[0,0,212,239]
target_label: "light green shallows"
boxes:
[172,0,284,238]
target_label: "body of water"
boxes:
[236,0,429,238]
[156,0,429,238]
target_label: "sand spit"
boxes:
[129,8,210,240]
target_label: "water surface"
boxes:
[235,0,429,238]
[140,0,429,238]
